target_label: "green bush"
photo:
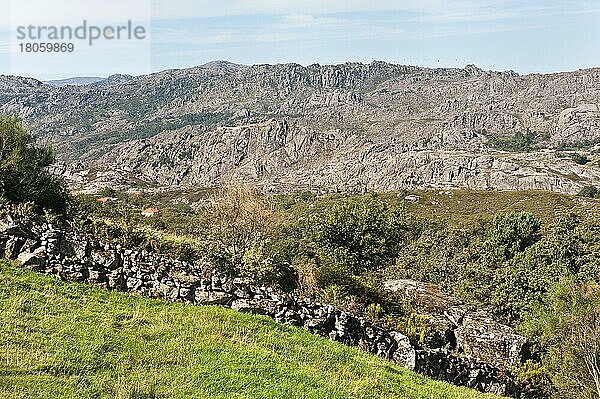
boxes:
[304,194,410,275]
[0,116,68,213]
[482,211,542,263]
[394,312,435,346]
[241,239,297,291]
[521,279,600,399]
[365,303,383,322]
[510,360,548,385]
[579,185,600,199]
[569,152,590,165]
[488,130,538,152]
[392,220,484,289]
[319,285,348,308]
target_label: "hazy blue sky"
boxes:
[1,0,600,79]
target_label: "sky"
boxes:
[1,0,599,80]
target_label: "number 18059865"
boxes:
[19,43,75,52]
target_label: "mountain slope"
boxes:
[1,61,600,193]
[0,261,502,399]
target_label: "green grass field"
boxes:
[0,262,502,399]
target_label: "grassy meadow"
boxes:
[0,261,503,399]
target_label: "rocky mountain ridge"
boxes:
[1,61,600,193]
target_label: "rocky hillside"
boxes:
[1,61,600,193]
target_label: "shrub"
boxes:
[488,130,538,152]
[241,239,297,291]
[521,279,600,399]
[510,360,548,385]
[304,194,409,275]
[569,152,590,165]
[366,303,383,322]
[394,312,435,346]
[0,116,68,213]
[579,185,600,199]
[202,185,277,270]
[318,285,346,308]
[482,211,541,263]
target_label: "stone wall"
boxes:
[0,214,537,398]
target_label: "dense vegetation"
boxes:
[0,117,68,213]
[521,279,600,399]
[488,130,541,152]
[0,261,501,399]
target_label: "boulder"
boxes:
[384,279,527,368]
[17,247,46,269]
[390,331,416,369]
[3,236,25,259]
[231,298,278,315]
[0,216,28,237]
[403,195,421,203]
[455,312,526,367]
[383,279,464,341]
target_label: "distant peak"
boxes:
[201,60,246,71]
[103,74,135,84]
[107,73,134,79]
[464,64,483,75]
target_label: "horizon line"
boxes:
[4,59,600,82]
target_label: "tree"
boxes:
[482,211,541,263]
[522,279,600,399]
[305,194,409,275]
[0,116,68,213]
[202,185,277,269]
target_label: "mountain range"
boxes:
[1,60,600,194]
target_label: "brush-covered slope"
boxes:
[0,262,502,399]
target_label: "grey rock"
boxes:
[455,312,527,367]
[383,279,527,368]
[3,236,24,259]
[231,298,278,315]
[17,247,46,269]
[390,331,416,369]
[404,195,421,203]
[0,216,28,236]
